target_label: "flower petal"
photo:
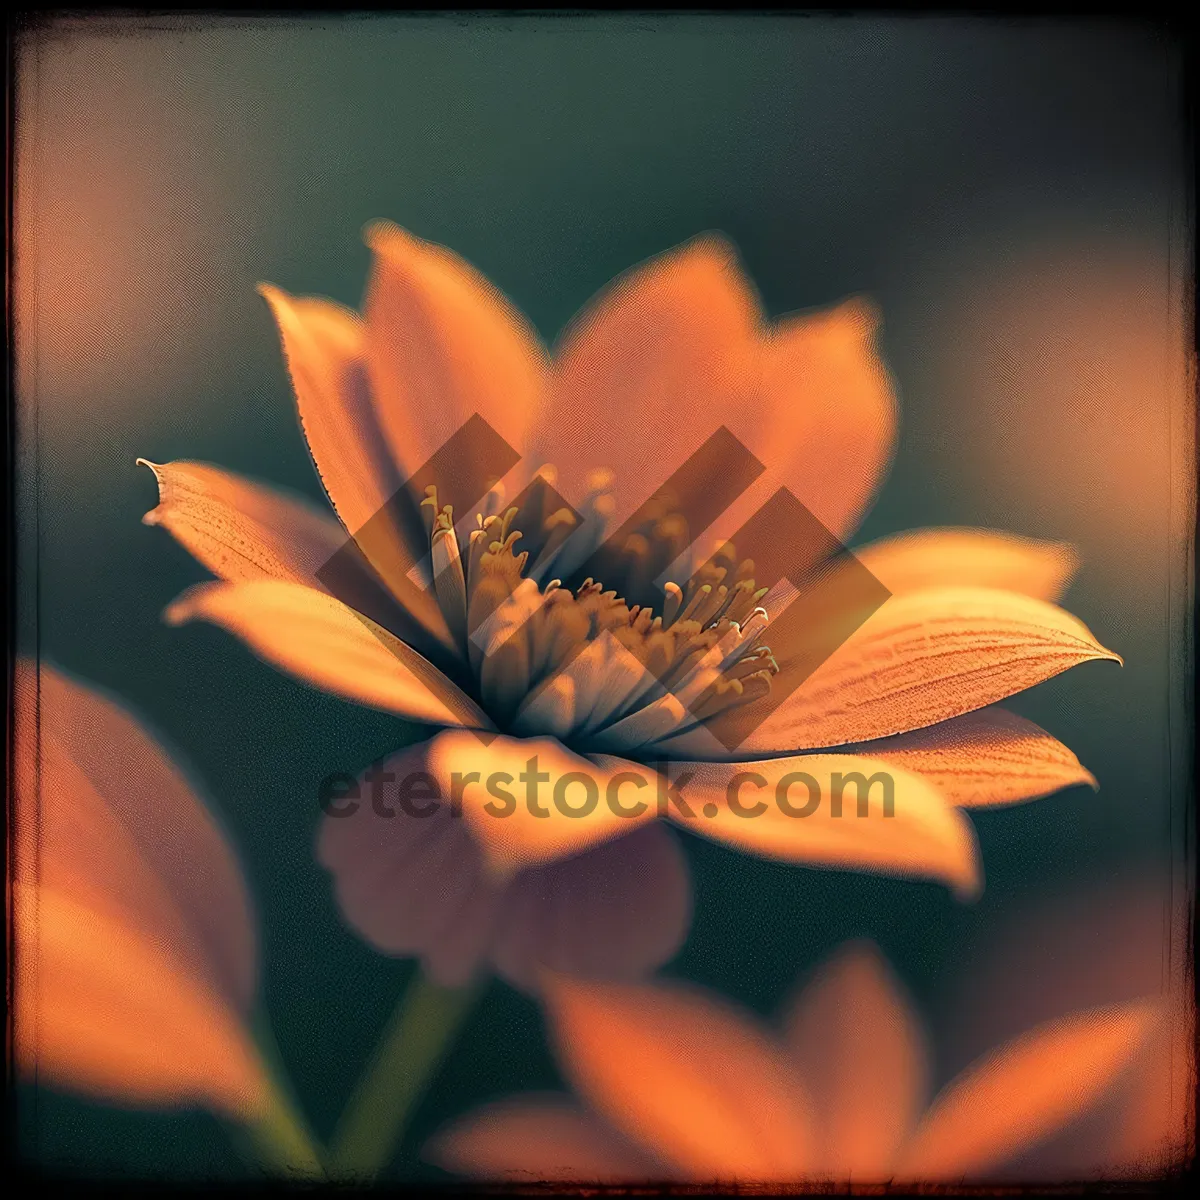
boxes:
[854,529,1079,603]
[667,755,980,897]
[860,708,1096,808]
[428,1096,666,1183]
[165,579,489,728]
[12,661,265,1115]
[542,235,759,527]
[489,821,690,991]
[257,285,456,652]
[316,747,500,987]
[317,736,690,990]
[141,457,450,659]
[756,298,896,541]
[784,942,928,1178]
[899,1003,1158,1180]
[139,459,348,585]
[15,885,265,1118]
[733,586,1121,756]
[256,285,404,541]
[363,222,545,485]
[423,732,658,876]
[543,973,815,1181]
[14,661,256,1012]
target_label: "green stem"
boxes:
[329,971,480,1181]
[235,1013,326,1180]
[244,1077,326,1180]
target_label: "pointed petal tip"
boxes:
[363,218,419,256]
[1055,539,1082,569]
[1089,643,1124,668]
[255,283,302,329]
[137,458,166,523]
[834,294,883,336]
[684,229,739,265]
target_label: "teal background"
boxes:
[14,15,1191,1181]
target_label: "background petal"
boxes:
[12,662,265,1115]
[784,942,928,1178]
[854,528,1079,602]
[317,736,691,990]
[14,885,265,1118]
[489,821,691,991]
[899,1003,1158,1180]
[428,1096,666,1182]
[543,973,814,1181]
[14,661,256,1011]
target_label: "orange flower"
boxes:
[431,943,1159,1184]
[141,227,1117,988]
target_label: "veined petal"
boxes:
[165,579,489,728]
[317,735,689,989]
[257,286,457,655]
[363,222,545,485]
[668,755,980,897]
[14,885,265,1118]
[899,1003,1158,1180]
[785,942,928,1179]
[543,973,815,1181]
[139,459,347,585]
[257,285,403,540]
[423,732,657,876]
[855,529,1079,603]
[428,1097,666,1183]
[141,456,452,660]
[860,708,1096,808]
[736,586,1120,756]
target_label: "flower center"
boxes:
[419,470,779,754]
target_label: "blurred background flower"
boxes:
[431,943,1160,1183]
[14,13,1189,1180]
[936,872,1194,1179]
[12,661,322,1177]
